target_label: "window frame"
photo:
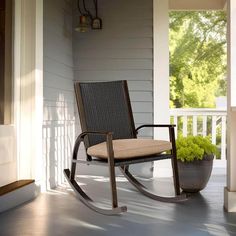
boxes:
[0,0,13,125]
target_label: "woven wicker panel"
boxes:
[76,81,135,147]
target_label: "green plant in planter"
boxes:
[176,135,220,193]
[176,136,219,162]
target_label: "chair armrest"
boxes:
[78,131,115,162]
[79,131,113,139]
[135,124,176,133]
[135,124,177,149]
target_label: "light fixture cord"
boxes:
[77,0,83,15]
[93,0,98,18]
[83,0,93,19]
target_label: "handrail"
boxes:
[170,108,227,161]
[170,108,226,116]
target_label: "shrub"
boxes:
[176,136,219,162]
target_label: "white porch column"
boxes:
[224,0,236,212]
[15,0,43,186]
[153,0,172,177]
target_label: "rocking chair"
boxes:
[64,80,186,215]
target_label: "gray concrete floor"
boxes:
[0,173,236,236]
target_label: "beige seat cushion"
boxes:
[87,138,172,159]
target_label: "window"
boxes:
[0,0,12,124]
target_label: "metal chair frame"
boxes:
[64,80,187,215]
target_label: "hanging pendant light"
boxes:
[75,0,102,32]
[91,0,102,30]
[75,15,89,32]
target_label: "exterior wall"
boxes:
[43,0,75,188]
[73,0,153,177]
[73,0,153,139]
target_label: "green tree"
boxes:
[169,11,227,108]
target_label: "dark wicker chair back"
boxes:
[75,80,136,148]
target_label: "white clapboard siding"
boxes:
[73,0,153,141]
[44,87,74,103]
[89,0,153,8]
[76,59,152,71]
[134,113,153,124]
[75,70,152,81]
[74,27,152,39]
[130,91,153,102]
[44,44,73,66]
[74,79,153,92]
[43,72,74,91]
[43,0,75,188]
[128,81,153,91]
[132,102,153,113]
[74,6,152,20]
[76,38,153,50]
[44,57,73,80]
[44,33,73,56]
[102,19,153,28]
[75,48,152,60]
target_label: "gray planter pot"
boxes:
[177,155,214,193]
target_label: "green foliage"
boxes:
[176,136,219,162]
[169,11,227,108]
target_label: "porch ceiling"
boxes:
[169,0,227,10]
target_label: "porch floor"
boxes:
[0,170,236,236]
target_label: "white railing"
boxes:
[170,108,227,161]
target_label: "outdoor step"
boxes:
[0,180,35,196]
[0,179,38,213]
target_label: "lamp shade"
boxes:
[75,15,89,32]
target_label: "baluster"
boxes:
[202,116,207,137]
[212,116,217,145]
[193,116,197,136]
[183,116,187,137]
[173,115,178,138]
